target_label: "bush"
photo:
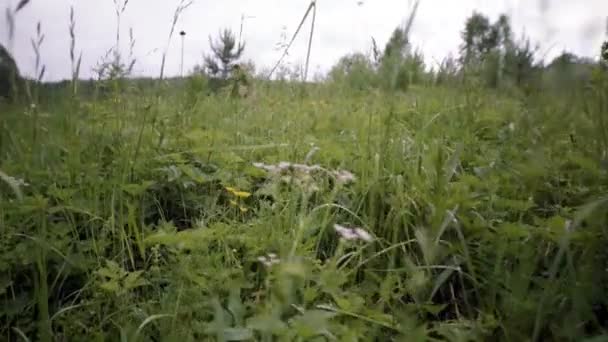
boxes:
[328,52,377,91]
[0,44,21,101]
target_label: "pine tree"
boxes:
[203,28,245,79]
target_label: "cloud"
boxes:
[1,0,606,81]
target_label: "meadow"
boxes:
[2,2,608,341]
[1,71,607,341]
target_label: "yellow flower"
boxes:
[229,199,249,213]
[225,186,251,199]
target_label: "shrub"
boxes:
[0,44,21,101]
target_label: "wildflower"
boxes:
[253,161,356,194]
[334,224,374,242]
[257,253,280,268]
[305,146,320,163]
[225,186,251,199]
[565,219,573,232]
[353,227,373,242]
[229,199,248,212]
[333,170,356,185]
[253,162,280,174]
[225,186,250,212]
[277,161,292,172]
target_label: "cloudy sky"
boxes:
[2,0,607,81]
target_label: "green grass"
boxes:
[1,77,608,341]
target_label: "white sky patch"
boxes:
[1,0,606,81]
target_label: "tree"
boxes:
[601,41,608,68]
[458,12,538,89]
[0,43,21,101]
[494,14,512,48]
[328,52,376,90]
[459,12,494,66]
[503,35,537,87]
[374,1,420,92]
[381,27,409,65]
[203,28,245,79]
[434,54,460,86]
[459,13,513,66]
[545,51,595,89]
[377,27,413,91]
[403,48,426,84]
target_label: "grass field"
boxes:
[1,68,608,341]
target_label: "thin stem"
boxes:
[180,35,185,77]
[267,1,315,79]
[304,1,317,82]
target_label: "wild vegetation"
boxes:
[1,1,608,341]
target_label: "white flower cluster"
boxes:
[257,253,280,268]
[253,162,322,174]
[333,224,374,242]
[252,161,356,186]
[2,175,29,187]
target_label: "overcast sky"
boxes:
[2,0,607,81]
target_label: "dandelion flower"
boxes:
[225,186,251,199]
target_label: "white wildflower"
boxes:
[333,170,356,185]
[334,224,356,240]
[258,253,280,268]
[253,161,355,193]
[565,219,573,232]
[307,164,323,172]
[278,161,291,170]
[353,227,373,242]
[305,146,320,163]
[334,224,374,242]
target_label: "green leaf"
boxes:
[0,293,29,316]
[178,164,205,183]
[498,223,531,239]
[121,181,155,196]
[99,279,120,293]
[228,288,246,326]
[247,314,288,335]
[97,261,124,280]
[290,310,337,339]
[123,271,150,290]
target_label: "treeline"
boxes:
[328,11,608,96]
[1,10,607,103]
